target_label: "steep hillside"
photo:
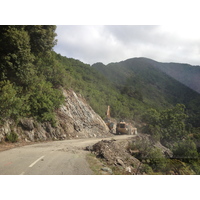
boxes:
[0,89,110,143]
[138,58,200,94]
[0,26,111,143]
[92,58,200,109]
[54,53,148,121]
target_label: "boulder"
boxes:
[89,139,141,173]
[116,158,125,167]
[20,119,34,131]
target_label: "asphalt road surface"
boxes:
[0,135,134,175]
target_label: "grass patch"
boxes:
[86,153,104,175]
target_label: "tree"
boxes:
[24,25,57,56]
[34,52,67,88]
[129,138,168,173]
[0,26,34,86]
[28,78,64,124]
[0,80,24,122]
[0,25,65,124]
[0,25,57,87]
[142,108,161,141]
[143,104,188,145]
[159,104,188,145]
[173,139,199,163]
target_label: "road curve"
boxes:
[0,135,134,175]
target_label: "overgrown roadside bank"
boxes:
[85,134,196,175]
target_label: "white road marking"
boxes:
[29,156,45,168]
[20,172,25,175]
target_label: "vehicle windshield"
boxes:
[119,124,125,128]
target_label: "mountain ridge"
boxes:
[92,57,200,127]
[98,57,200,94]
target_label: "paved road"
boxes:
[0,135,134,175]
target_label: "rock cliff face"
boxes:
[0,90,110,142]
[56,90,110,139]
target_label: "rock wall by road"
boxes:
[0,89,110,142]
[56,90,110,139]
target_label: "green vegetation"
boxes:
[93,58,200,174]
[93,58,200,114]
[129,138,168,173]
[128,137,196,175]
[128,104,200,174]
[6,131,18,143]
[0,25,64,125]
[54,53,147,120]
[142,104,188,145]
[1,25,200,174]
[86,153,105,175]
[0,80,24,123]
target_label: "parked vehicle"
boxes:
[105,106,137,135]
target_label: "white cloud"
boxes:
[54,25,200,65]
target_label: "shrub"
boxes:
[6,131,18,143]
[140,164,154,174]
[172,139,199,163]
[128,138,167,172]
[28,78,64,124]
[142,104,188,145]
[0,80,24,123]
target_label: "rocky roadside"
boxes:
[85,134,173,175]
[0,89,111,144]
[86,137,141,175]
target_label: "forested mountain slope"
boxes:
[137,57,200,94]
[1,26,200,131]
[0,25,110,143]
[53,53,148,121]
[92,58,200,127]
[92,57,200,174]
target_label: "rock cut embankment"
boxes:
[0,89,110,143]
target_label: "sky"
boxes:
[54,25,200,66]
[2,1,200,66]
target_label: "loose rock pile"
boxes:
[86,134,173,175]
[86,139,141,175]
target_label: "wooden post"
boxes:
[106,105,111,118]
